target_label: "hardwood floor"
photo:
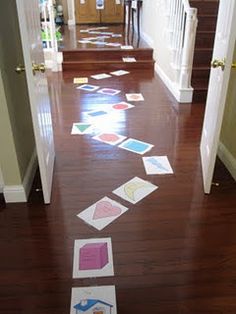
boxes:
[58,24,149,51]
[1,69,236,314]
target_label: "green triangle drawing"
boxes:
[75,124,91,133]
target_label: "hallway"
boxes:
[1,67,236,313]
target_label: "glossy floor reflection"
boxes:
[1,69,236,314]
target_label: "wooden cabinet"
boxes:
[75,0,124,24]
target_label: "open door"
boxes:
[16,0,55,204]
[200,0,236,193]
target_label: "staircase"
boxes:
[190,0,219,102]
[62,47,155,72]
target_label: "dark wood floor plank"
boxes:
[0,63,236,313]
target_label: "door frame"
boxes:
[200,0,236,193]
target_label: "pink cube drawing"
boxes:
[79,242,109,270]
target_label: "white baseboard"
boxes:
[23,149,38,199]
[3,185,27,203]
[3,149,38,203]
[218,142,236,181]
[155,64,193,103]
[141,31,154,48]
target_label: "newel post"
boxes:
[179,7,198,89]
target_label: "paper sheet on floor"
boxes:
[97,88,121,96]
[126,93,144,101]
[142,156,174,175]
[111,102,134,111]
[71,122,94,134]
[73,77,88,84]
[122,57,136,62]
[110,70,130,76]
[113,176,158,204]
[77,196,129,230]
[91,73,112,80]
[72,238,114,278]
[70,286,117,314]
[77,84,100,92]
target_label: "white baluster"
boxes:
[179,7,198,89]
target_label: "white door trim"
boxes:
[68,0,76,25]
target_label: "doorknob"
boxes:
[32,63,46,75]
[211,59,225,70]
[232,62,236,69]
[15,64,25,74]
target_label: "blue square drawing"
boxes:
[88,110,108,117]
[119,139,153,155]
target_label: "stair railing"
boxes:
[39,0,59,71]
[167,0,198,94]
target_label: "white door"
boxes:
[200,0,236,193]
[16,0,55,204]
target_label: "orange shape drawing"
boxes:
[113,103,128,110]
[99,133,119,142]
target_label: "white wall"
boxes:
[141,0,175,79]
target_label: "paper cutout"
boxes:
[97,88,121,96]
[111,102,134,111]
[93,132,127,145]
[118,138,154,155]
[126,93,144,101]
[113,177,158,204]
[71,123,94,135]
[77,84,100,92]
[77,196,128,230]
[105,42,121,47]
[110,70,130,76]
[121,45,134,50]
[72,238,114,279]
[112,34,122,37]
[90,41,107,45]
[142,156,174,175]
[96,0,104,10]
[91,73,112,80]
[100,32,113,35]
[70,286,117,314]
[73,77,88,84]
[122,57,136,62]
[86,110,109,118]
[78,40,93,44]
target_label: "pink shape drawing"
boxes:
[79,242,109,270]
[99,133,119,142]
[113,103,128,110]
[93,201,122,220]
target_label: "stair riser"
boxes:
[193,51,213,67]
[197,16,218,32]
[62,61,155,71]
[63,49,153,62]
[190,0,219,15]
[195,32,215,49]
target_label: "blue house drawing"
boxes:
[74,299,113,314]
